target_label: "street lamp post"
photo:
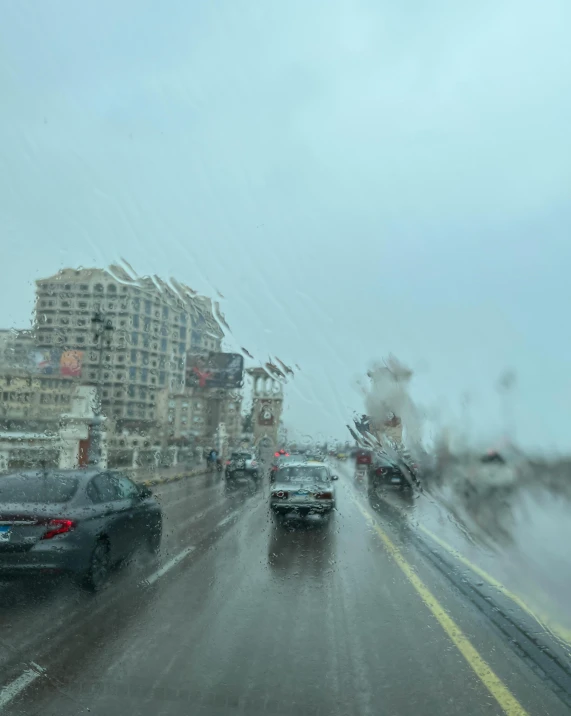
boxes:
[89,312,114,466]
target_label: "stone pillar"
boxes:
[59,385,107,469]
[132,447,140,469]
[59,422,87,469]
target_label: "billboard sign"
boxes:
[186,352,243,389]
[30,349,83,377]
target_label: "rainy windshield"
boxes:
[1,2,570,716]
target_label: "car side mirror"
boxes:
[331,474,339,481]
[139,485,153,499]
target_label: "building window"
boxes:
[162,306,169,319]
[107,284,117,293]
[80,284,89,291]
[117,354,125,362]
[159,371,166,385]
[76,336,85,344]
[145,300,151,315]
[128,385,135,397]
[131,332,139,346]
[179,326,186,340]
[77,318,86,326]
[141,369,148,383]
[133,314,139,328]
[129,367,137,380]
[160,338,167,352]
[178,342,185,354]
[61,300,70,308]
[130,349,137,362]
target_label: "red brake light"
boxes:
[41,519,76,540]
[225,460,231,465]
[271,464,278,471]
[272,490,288,499]
[274,452,280,457]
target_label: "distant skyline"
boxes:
[1,0,571,451]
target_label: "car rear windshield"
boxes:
[0,474,79,503]
[276,466,330,483]
[231,453,252,459]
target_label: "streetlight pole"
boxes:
[89,312,114,466]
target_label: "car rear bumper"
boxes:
[226,470,258,479]
[270,500,334,513]
[0,544,89,576]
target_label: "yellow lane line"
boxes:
[418,524,571,648]
[352,497,529,716]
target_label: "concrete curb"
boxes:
[134,467,206,488]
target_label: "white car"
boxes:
[270,460,338,521]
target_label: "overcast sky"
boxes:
[1,0,570,451]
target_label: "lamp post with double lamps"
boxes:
[88,311,114,466]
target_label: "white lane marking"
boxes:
[0,663,45,710]
[216,514,236,528]
[145,546,195,586]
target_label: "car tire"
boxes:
[147,520,162,555]
[83,538,111,592]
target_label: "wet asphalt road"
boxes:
[0,467,568,715]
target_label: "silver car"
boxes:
[269,461,338,521]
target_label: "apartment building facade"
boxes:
[33,267,224,428]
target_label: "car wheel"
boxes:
[147,521,162,555]
[84,538,111,592]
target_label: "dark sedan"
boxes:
[0,469,162,591]
[367,455,414,500]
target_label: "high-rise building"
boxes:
[0,330,35,370]
[33,267,224,429]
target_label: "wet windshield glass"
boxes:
[1,2,570,716]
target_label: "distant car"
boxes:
[270,461,338,522]
[225,451,259,485]
[269,453,296,481]
[367,455,413,499]
[336,452,348,460]
[356,449,373,466]
[0,469,162,591]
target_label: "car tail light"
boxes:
[315,491,333,499]
[225,460,231,465]
[272,490,288,499]
[40,519,76,540]
[274,452,280,457]
[375,467,387,476]
[251,460,257,467]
